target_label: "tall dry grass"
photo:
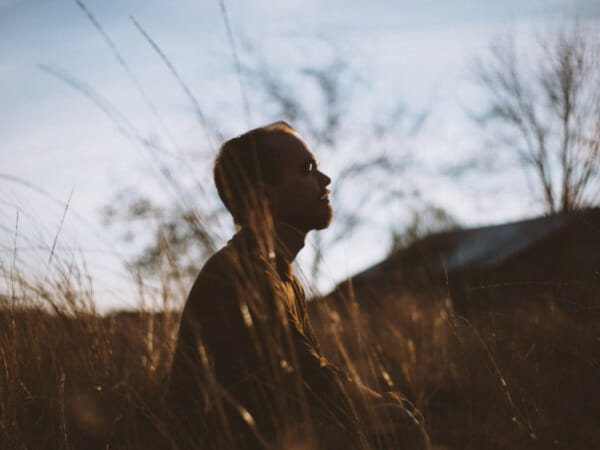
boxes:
[0,259,176,449]
[1,248,598,449]
[312,290,599,450]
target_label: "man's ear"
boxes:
[253,181,273,201]
[246,182,277,233]
[245,182,273,216]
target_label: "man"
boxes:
[166,122,429,449]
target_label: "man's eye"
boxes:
[305,162,314,173]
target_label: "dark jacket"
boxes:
[165,229,360,448]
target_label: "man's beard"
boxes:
[305,203,333,231]
[314,203,333,230]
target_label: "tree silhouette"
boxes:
[474,25,600,213]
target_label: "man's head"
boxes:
[214,121,332,232]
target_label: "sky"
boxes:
[1,0,599,311]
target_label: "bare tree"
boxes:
[474,25,600,213]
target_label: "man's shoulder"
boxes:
[192,242,239,286]
[184,236,275,318]
[190,235,269,291]
[183,244,241,315]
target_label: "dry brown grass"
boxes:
[0,262,598,449]
[313,290,599,450]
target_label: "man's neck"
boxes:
[274,221,307,263]
[243,220,307,264]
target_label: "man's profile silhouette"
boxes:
[165,122,430,449]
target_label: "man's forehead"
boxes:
[267,132,316,165]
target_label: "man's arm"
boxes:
[273,278,387,426]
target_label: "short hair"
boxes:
[214,121,298,225]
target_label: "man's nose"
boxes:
[318,170,331,187]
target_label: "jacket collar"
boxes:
[230,228,294,282]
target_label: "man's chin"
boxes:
[314,208,333,230]
[288,206,333,232]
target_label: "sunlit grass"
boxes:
[1,240,597,449]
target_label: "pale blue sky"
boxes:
[1,0,599,310]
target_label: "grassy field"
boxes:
[0,268,598,449]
